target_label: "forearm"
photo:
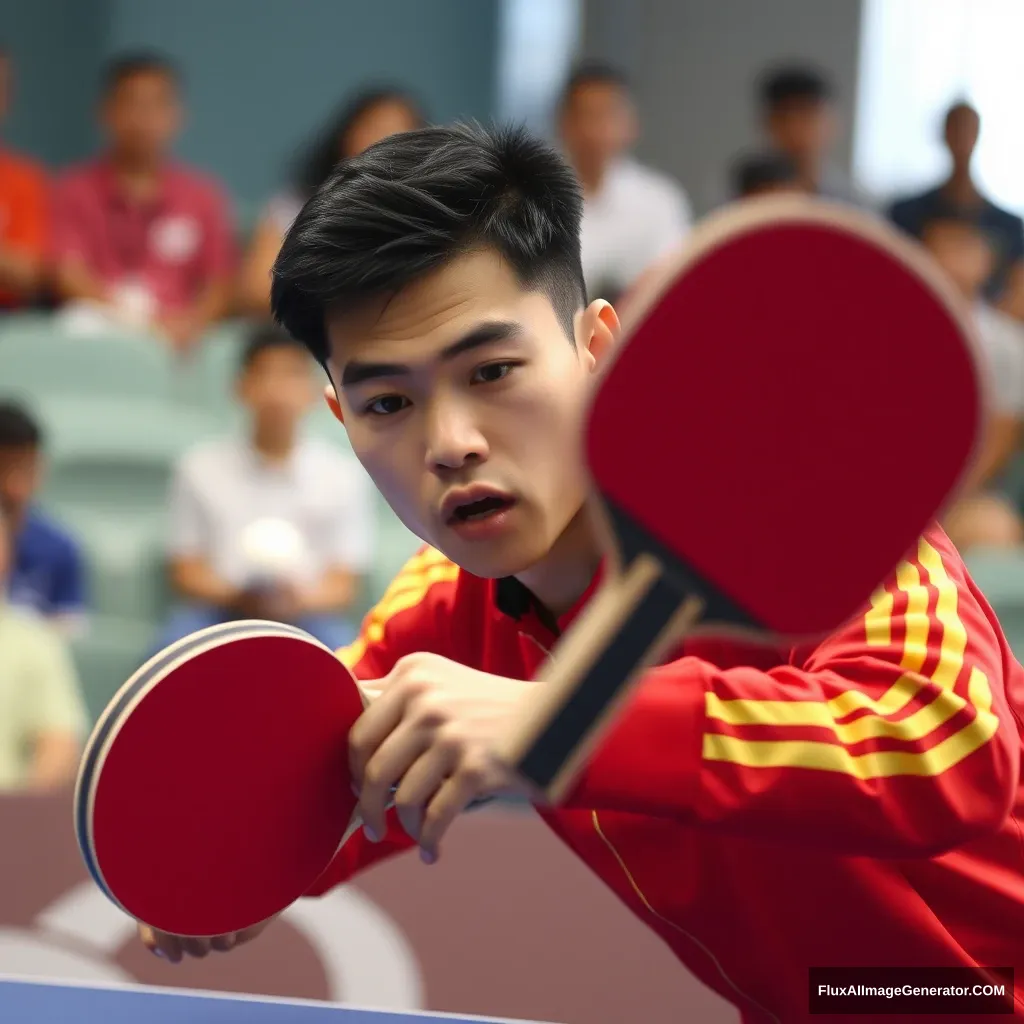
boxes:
[564,657,1013,856]
[170,557,239,608]
[27,732,81,790]
[187,278,231,331]
[300,569,359,615]
[0,245,44,297]
[55,260,108,304]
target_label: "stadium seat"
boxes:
[963,547,1024,661]
[32,395,221,511]
[71,615,156,723]
[0,319,178,404]
[51,504,170,623]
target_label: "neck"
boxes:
[944,166,978,204]
[251,421,296,462]
[573,157,610,197]
[111,150,161,187]
[793,152,823,191]
[515,504,602,618]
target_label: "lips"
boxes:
[440,485,516,524]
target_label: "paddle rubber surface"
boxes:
[75,622,364,937]
[588,213,982,637]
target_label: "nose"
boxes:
[424,395,488,472]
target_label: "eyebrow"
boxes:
[340,320,523,388]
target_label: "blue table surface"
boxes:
[0,977,555,1023]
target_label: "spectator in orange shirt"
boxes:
[52,52,235,352]
[0,46,49,308]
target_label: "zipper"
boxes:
[591,810,781,1024]
[519,627,780,1022]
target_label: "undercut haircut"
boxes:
[270,122,587,369]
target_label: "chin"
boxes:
[438,531,548,581]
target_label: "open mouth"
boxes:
[449,495,515,524]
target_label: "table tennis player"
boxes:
[142,123,1024,1020]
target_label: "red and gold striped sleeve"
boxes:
[305,545,461,896]
[565,530,1020,856]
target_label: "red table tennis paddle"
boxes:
[74,620,369,938]
[499,195,986,802]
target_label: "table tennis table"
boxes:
[0,976,558,1023]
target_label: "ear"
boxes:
[323,383,344,424]
[576,300,621,373]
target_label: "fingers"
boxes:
[357,724,430,842]
[139,923,183,965]
[418,765,486,863]
[138,923,242,963]
[392,742,455,842]
[349,679,409,786]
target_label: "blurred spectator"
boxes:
[0,506,88,793]
[52,51,235,353]
[156,325,375,652]
[0,46,49,309]
[921,215,1024,550]
[0,401,88,636]
[731,150,803,199]
[758,64,870,209]
[889,102,1024,314]
[237,87,425,318]
[558,61,692,304]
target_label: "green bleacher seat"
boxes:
[34,395,220,511]
[0,319,178,403]
[963,547,1024,661]
[51,504,170,623]
[71,615,155,723]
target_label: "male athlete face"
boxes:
[323,248,617,579]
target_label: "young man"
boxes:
[890,101,1024,314]
[919,214,1024,550]
[0,401,88,635]
[52,52,235,352]
[758,64,871,210]
[0,507,88,792]
[157,325,374,652]
[0,46,49,308]
[140,125,1024,1020]
[558,61,691,305]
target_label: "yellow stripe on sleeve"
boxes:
[704,539,998,779]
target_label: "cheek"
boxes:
[349,428,427,529]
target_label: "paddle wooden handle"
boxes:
[498,553,705,803]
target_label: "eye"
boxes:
[472,361,520,384]
[364,394,411,416]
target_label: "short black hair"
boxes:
[759,65,833,111]
[731,150,799,197]
[102,50,180,97]
[238,323,311,375]
[0,400,42,448]
[271,122,586,369]
[294,86,427,200]
[560,60,629,109]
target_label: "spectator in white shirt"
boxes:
[156,325,376,651]
[921,214,1024,550]
[557,61,692,304]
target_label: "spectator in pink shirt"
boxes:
[53,52,235,353]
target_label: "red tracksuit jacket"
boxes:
[305,525,1024,1022]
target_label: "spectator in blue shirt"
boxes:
[0,401,88,634]
[889,101,1024,309]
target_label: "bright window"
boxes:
[854,0,1024,210]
